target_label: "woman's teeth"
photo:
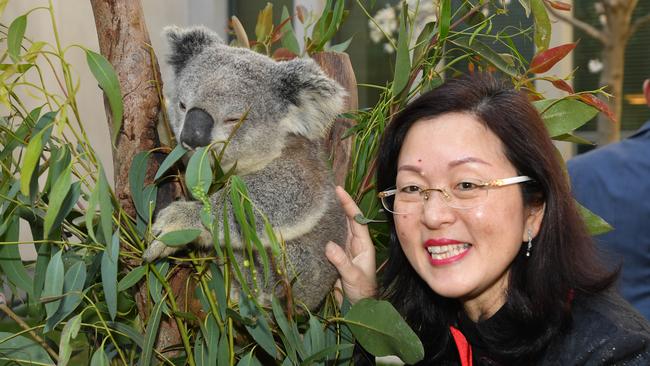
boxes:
[426,243,470,259]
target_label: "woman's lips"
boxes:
[424,239,472,265]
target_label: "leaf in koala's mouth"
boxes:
[158,229,202,246]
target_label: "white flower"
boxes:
[369,6,398,44]
[588,59,603,73]
[383,42,396,54]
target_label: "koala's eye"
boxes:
[224,117,241,124]
[179,101,186,111]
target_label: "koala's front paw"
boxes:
[142,201,211,262]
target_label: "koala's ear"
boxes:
[276,58,346,140]
[164,26,223,74]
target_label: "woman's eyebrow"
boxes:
[448,156,491,168]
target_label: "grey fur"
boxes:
[143,26,347,310]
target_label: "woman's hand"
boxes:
[326,186,377,305]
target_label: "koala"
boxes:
[142,26,347,310]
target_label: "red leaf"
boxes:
[551,78,574,94]
[529,42,577,74]
[270,16,293,44]
[546,0,572,11]
[579,94,617,124]
[272,48,297,61]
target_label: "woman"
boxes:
[326,73,650,365]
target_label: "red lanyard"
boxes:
[449,326,473,366]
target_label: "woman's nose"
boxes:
[420,191,456,228]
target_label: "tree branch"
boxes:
[629,12,650,39]
[544,2,608,44]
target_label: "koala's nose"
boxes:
[180,108,214,149]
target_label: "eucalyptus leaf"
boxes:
[58,314,82,366]
[450,37,518,77]
[391,2,410,96]
[20,128,45,197]
[43,161,72,238]
[530,0,551,50]
[101,231,120,320]
[138,300,164,366]
[42,250,64,321]
[236,350,263,366]
[344,298,424,364]
[439,0,451,41]
[45,261,86,332]
[0,332,54,365]
[85,49,123,144]
[186,146,213,198]
[158,228,203,246]
[90,345,110,366]
[281,6,301,55]
[7,15,26,63]
[239,294,277,358]
[117,266,147,292]
[155,144,187,180]
[0,217,34,299]
[98,165,113,245]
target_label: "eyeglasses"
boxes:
[377,176,533,215]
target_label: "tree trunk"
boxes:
[596,0,638,145]
[89,0,185,355]
[597,39,625,145]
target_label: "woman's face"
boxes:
[394,112,543,319]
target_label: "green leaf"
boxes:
[281,6,301,55]
[530,0,551,50]
[194,334,207,366]
[391,2,411,96]
[148,261,170,315]
[553,133,594,145]
[0,332,54,365]
[43,160,72,238]
[20,128,45,197]
[255,3,274,41]
[0,217,34,299]
[306,314,325,356]
[577,202,613,236]
[218,332,230,366]
[117,265,147,292]
[42,250,64,321]
[236,350,263,366]
[158,228,203,247]
[206,314,220,366]
[413,22,437,64]
[101,230,120,320]
[239,294,277,358]
[533,99,598,137]
[186,146,213,198]
[129,151,151,220]
[450,37,518,77]
[58,313,82,366]
[97,165,113,245]
[300,344,354,366]
[85,49,123,144]
[272,297,305,361]
[208,263,227,321]
[46,181,81,241]
[344,298,424,364]
[45,261,86,332]
[154,144,187,180]
[439,0,451,41]
[90,345,110,366]
[326,36,353,53]
[138,300,164,366]
[8,15,27,63]
[109,321,145,349]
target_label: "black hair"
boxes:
[376,73,617,364]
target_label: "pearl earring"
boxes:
[526,229,533,257]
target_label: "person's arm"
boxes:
[326,186,377,305]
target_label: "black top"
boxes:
[457,290,650,365]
